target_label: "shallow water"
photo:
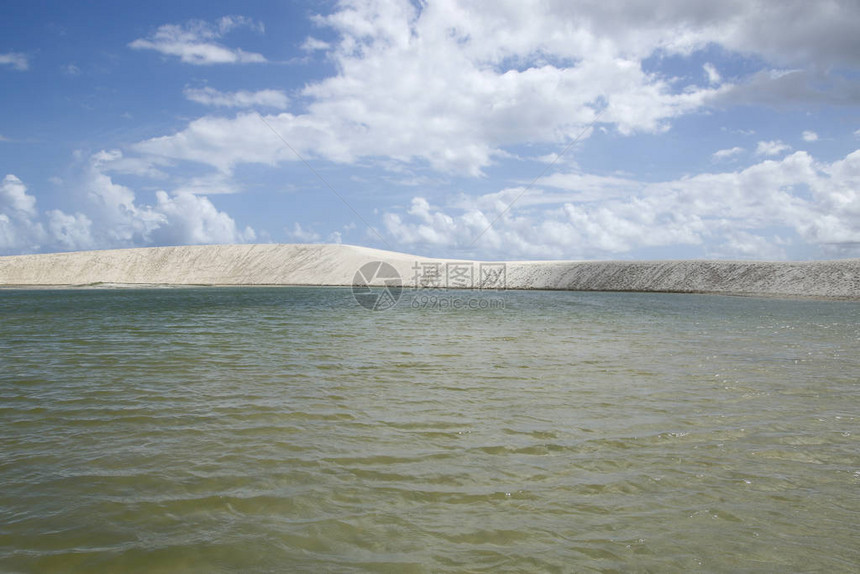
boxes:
[1,287,858,572]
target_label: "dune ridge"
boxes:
[0,244,858,299]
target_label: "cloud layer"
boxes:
[382,149,860,259]
[129,0,860,180]
[134,0,747,176]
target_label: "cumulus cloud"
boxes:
[802,130,818,142]
[128,0,860,178]
[756,140,791,156]
[0,52,28,70]
[83,154,255,246]
[148,191,256,245]
[382,149,860,259]
[0,175,100,254]
[0,158,255,254]
[0,175,45,252]
[1,174,38,218]
[132,0,741,176]
[184,87,288,109]
[10,0,857,259]
[47,210,94,251]
[130,16,266,65]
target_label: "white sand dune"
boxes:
[0,244,858,299]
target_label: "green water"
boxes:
[1,287,858,573]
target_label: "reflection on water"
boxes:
[1,288,858,572]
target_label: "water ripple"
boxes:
[1,288,858,572]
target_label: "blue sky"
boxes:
[2,0,859,260]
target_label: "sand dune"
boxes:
[0,244,858,299]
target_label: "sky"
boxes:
[1,0,860,261]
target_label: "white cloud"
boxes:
[0,52,28,70]
[802,130,818,142]
[302,37,330,52]
[184,87,288,109]
[133,112,299,174]
[132,0,740,176]
[149,191,255,245]
[217,15,264,35]
[1,174,38,218]
[1,161,255,253]
[712,146,745,162]
[710,230,788,260]
[46,210,94,251]
[84,161,164,245]
[703,63,721,85]
[31,156,254,252]
[86,155,255,246]
[756,140,791,156]
[529,173,642,202]
[0,175,45,253]
[0,215,18,252]
[9,0,856,259]
[382,149,860,259]
[287,222,321,242]
[123,1,860,177]
[171,172,240,195]
[535,153,562,165]
[91,148,170,179]
[129,17,266,65]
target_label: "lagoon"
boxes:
[1,287,858,572]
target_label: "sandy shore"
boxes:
[0,244,858,299]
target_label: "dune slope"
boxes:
[0,244,858,299]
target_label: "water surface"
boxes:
[1,288,858,572]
